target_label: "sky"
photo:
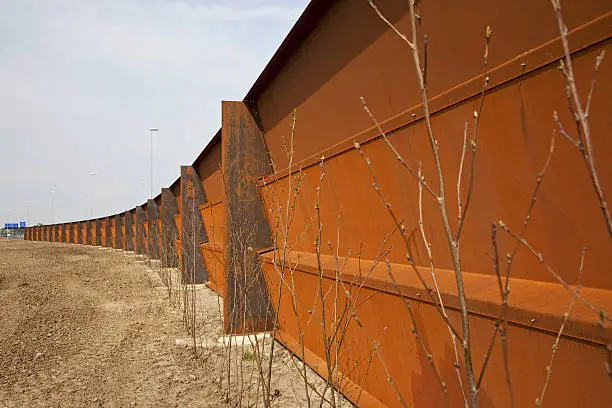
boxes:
[0,0,308,226]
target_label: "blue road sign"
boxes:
[4,223,19,229]
[19,221,26,228]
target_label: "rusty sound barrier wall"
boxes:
[25,1,612,406]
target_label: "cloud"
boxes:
[0,0,308,223]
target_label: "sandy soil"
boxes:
[0,240,349,408]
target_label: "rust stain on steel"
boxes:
[180,165,208,284]
[221,101,274,334]
[200,200,226,296]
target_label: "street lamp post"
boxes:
[149,128,159,199]
[25,200,34,226]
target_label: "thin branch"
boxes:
[366,1,479,403]
[499,222,610,324]
[419,163,468,407]
[585,51,605,116]
[535,247,586,408]
[354,142,463,342]
[550,0,612,241]
[456,27,492,242]
[366,0,415,49]
[361,97,437,198]
[456,122,468,228]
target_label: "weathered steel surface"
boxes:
[200,201,226,296]
[180,165,208,284]
[85,221,91,245]
[94,219,101,246]
[161,188,179,267]
[103,217,111,247]
[222,101,274,334]
[113,214,121,249]
[124,211,134,252]
[147,199,161,260]
[252,1,612,407]
[135,206,146,255]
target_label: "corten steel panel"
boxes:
[135,206,146,255]
[114,215,122,249]
[222,101,274,334]
[256,0,611,170]
[131,224,136,253]
[195,139,224,203]
[55,225,60,242]
[249,1,612,406]
[200,202,226,295]
[161,188,179,267]
[259,42,612,290]
[124,211,134,251]
[85,221,92,245]
[180,165,208,284]
[76,222,81,244]
[120,214,126,249]
[94,219,101,246]
[143,219,149,252]
[104,217,112,247]
[260,255,612,408]
[147,199,161,261]
[200,201,226,248]
[199,243,225,297]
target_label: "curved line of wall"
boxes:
[25,1,612,407]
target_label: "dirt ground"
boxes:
[0,240,349,408]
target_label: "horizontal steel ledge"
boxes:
[259,251,612,346]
